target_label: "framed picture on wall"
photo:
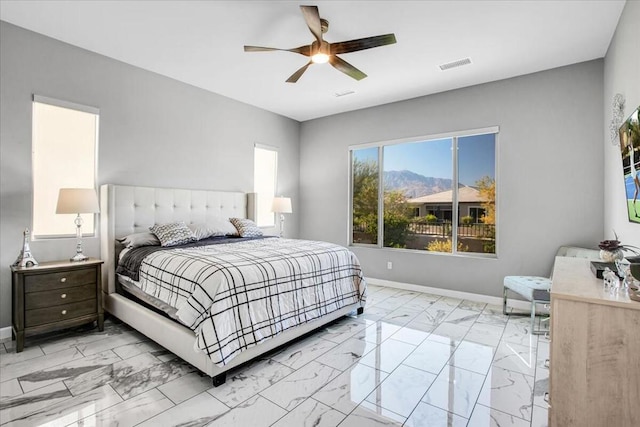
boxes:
[619,105,640,224]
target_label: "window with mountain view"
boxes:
[350,129,497,255]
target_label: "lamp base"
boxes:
[279,214,285,238]
[71,214,88,262]
[70,253,89,262]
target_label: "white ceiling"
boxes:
[0,0,625,122]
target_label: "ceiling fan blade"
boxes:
[289,44,312,56]
[244,45,285,52]
[300,5,323,44]
[286,61,313,83]
[244,45,311,56]
[329,55,367,81]
[330,34,397,55]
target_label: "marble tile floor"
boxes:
[0,285,550,426]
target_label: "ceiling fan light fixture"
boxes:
[311,41,330,64]
[311,52,329,64]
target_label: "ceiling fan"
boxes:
[244,5,397,83]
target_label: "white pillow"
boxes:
[149,222,197,247]
[188,223,224,240]
[206,217,239,236]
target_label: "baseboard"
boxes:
[366,277,532,311]
[0,326,12,342]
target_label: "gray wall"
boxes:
[0,22,301,328]
[603,0,640,246]
[2,12,622,329]
[299,60,604,298]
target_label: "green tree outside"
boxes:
[352,158,412,247]
[476,176,496,253]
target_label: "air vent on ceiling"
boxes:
[335,89,355,98]
[439,57,472,71]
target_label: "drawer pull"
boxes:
[61,293,67,299]
[61,310,67,315]
[60,278,67,283]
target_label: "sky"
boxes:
[354,133,495,186]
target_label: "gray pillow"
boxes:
[230,218,263,238]
[149,222,197,247]
[117,232,160,248]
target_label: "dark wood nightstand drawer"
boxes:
[12,258,104,352]
[25,299,97,327]
[25,283,97,310]
[25,269,96,293]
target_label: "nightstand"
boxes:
[11,258,103,352]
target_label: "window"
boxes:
[350,128,497,255]
[351,147,379,245]
[469,207,486,223]
[32,96,99,238]
[254,145,278,227]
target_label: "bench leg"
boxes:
[503,287,508,315]
[531,300,550,335]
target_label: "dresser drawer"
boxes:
[25,283,96,310]
[25,269,95,293]
[25,299,97,327]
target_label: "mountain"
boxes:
[383,170,455,198]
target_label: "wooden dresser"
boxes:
[11,258,104,352]
[549,257,640,427]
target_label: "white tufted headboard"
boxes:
[100,184,256,294]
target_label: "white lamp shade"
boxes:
[56,188,100,214]
[271,197,292,214]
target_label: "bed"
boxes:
[99,184,365,385]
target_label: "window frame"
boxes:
[31,95,100,239]
[348,126,499,258]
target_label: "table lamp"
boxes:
[56,188,100,261]
[271,197,292,237]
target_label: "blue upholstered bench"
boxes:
[503,246,600,334]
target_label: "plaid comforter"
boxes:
[124,238,366,366]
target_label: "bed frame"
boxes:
[99,184,362,385]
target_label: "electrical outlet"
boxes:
[387,261,393,270]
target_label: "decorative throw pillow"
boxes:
[149,222,197,247]
[116,232,160,248]
[229,218,263,238]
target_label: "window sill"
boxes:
[349,244,498,260]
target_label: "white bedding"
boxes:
[120,238,366,366]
